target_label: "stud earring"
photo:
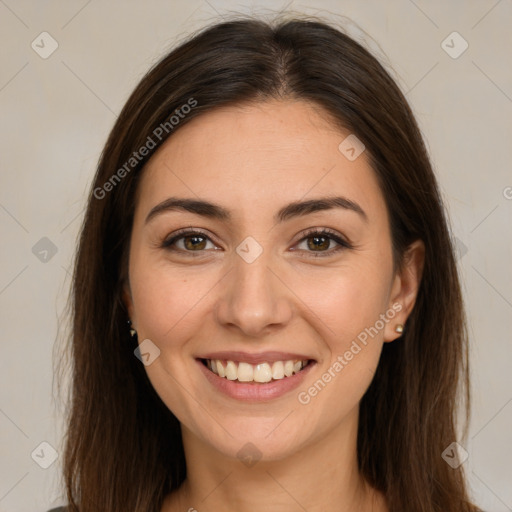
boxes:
[395,324,404,334]
[127,319,137,337]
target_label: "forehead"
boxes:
[137,99,386,223]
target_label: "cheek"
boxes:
[292,260,392,349]
[290,257,392,410]
[293,273,388,424]
[128,254,217,419]
[129,249,214,342]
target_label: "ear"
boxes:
[122,279,136,326]
[384,239,425,342]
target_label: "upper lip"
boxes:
[197,351,315,365]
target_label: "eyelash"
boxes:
[161,227,352,258]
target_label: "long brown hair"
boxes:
[57,14,479,512]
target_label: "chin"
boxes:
[190,413,314,464]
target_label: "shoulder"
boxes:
[47,507,67,512]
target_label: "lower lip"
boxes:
[196,359,316,402]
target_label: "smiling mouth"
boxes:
[200,358,313,383]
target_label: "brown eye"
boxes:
[182,234,208,251]
[292,228,352,258]
[162,230,217,253]
[306,235,331,251]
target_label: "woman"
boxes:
[54,14,482,512]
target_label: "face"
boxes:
[124,99,421,462]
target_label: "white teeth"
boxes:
[253,363,272,383]
[225,360,237,380]
[271,361,284,379]
[205,358,309,382]
[237,362,253,382]
[216,360,225,378]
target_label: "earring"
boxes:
[395,324,404,334]
[127,319,137,337]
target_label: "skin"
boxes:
[123,99,424,512]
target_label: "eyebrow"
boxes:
[145,195,368,225]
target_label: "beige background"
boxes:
[0,1,511,510]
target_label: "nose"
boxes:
[214,249,293,338]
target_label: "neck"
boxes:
[163,407,387,512]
